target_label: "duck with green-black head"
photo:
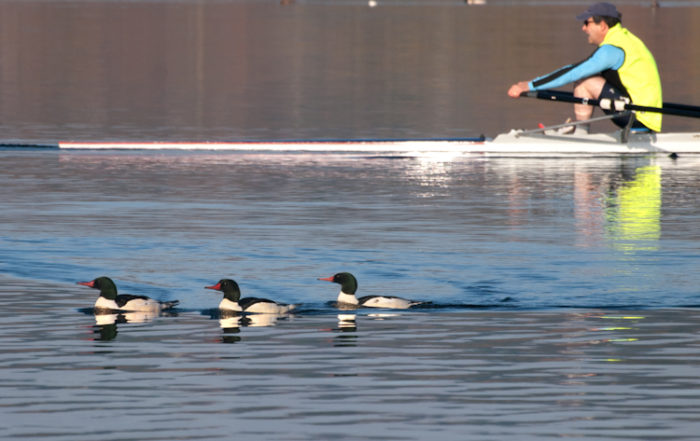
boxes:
[78,276,179,313]
[318,272,424,309]
[205,278,296,314]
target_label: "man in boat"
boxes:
[507,2,662,134]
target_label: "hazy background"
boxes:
[1,0,699,142]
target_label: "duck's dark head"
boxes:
[77,276,118,300]
[205,279,241,302]
[318,272,358,294]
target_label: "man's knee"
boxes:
[574,76,605,98]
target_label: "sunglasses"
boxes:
[584,18,596,27]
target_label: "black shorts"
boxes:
[599,83,650,130]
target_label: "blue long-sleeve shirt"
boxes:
[529,45,625,91]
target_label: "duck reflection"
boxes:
[212,309,295,343]
[219,313,248,329]
[218,312,292,329]
[218,314,248,344]
[367,313,400,320]
[91,309,175,341]
[331,310,412,346]
[337,314,357,331]
[221,311,294,327]
[92,313,122,341]
[246,313,289,327]
[333,314,358,347]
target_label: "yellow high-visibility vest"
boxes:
[602,24,663,132]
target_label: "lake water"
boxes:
[2,1,700,440]
[3,150,700,440]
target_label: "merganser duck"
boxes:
[78,276,179,313]
[205,278,296,314]
[318,272,423,309]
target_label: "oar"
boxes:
[532,89,699,113]
[522,90,700,119]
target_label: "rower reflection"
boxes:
[605,164,661,252]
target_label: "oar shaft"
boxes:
[627,103,700,118]
[523,90,700,118]
[532,90,696,112]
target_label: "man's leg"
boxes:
[572,76,606,133]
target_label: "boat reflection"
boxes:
[499,156,662,253]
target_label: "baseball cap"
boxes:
[576,2,621,21]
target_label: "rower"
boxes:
[507,2,662,135]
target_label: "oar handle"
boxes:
[522,90,700,119]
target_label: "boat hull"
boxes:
[485,130,700,155]
[5,130,700,155]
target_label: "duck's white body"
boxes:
[337,292,360,305]
[218,297,295,314]
[358,295,421,309]
[95,296,166,313]
[337,292,422,309]
[219,298,243,312]
[244,301,295,314]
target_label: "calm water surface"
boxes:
[2,1,700,440]
[2,151,700,440]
